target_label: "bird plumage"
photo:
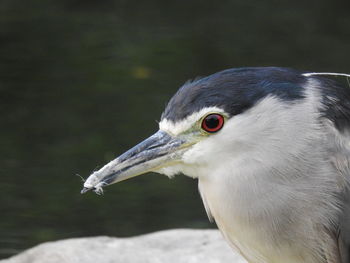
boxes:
[83,67,350,263]
[160,67,350,262]
[162,67,306,122]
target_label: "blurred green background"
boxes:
[0,0,349,259]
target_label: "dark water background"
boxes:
[0,0,349,259]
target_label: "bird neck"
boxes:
[198,141,341,263]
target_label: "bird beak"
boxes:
[81,130,188,194]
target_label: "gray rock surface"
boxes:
[1,229,247,263]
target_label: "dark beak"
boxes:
[81,130,187,194]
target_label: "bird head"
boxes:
[81,67,346,194]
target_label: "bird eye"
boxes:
[201,114,224,133]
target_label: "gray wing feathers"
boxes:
[327,125,350,263]
[338,189,350,263]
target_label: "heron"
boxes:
[81,67,350,263]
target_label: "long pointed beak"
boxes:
[81,130,187,194]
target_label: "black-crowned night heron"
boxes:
[82,67,350,263]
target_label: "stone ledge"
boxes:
[1,229,246,263]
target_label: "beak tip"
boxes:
[81,187,92,194]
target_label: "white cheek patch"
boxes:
[155,165,183,178]
[181,82,323,171]
[159,106,226,135]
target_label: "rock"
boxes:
[1,229,247,263]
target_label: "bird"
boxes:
[81,67,350,263]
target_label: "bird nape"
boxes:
[82,67,350,263]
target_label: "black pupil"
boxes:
[205,115,219,129]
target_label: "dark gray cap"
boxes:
[161,67,307,122]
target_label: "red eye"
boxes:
[201,114,224,133]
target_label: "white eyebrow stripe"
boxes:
[159,106,226,136]
[303,72,350,78]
